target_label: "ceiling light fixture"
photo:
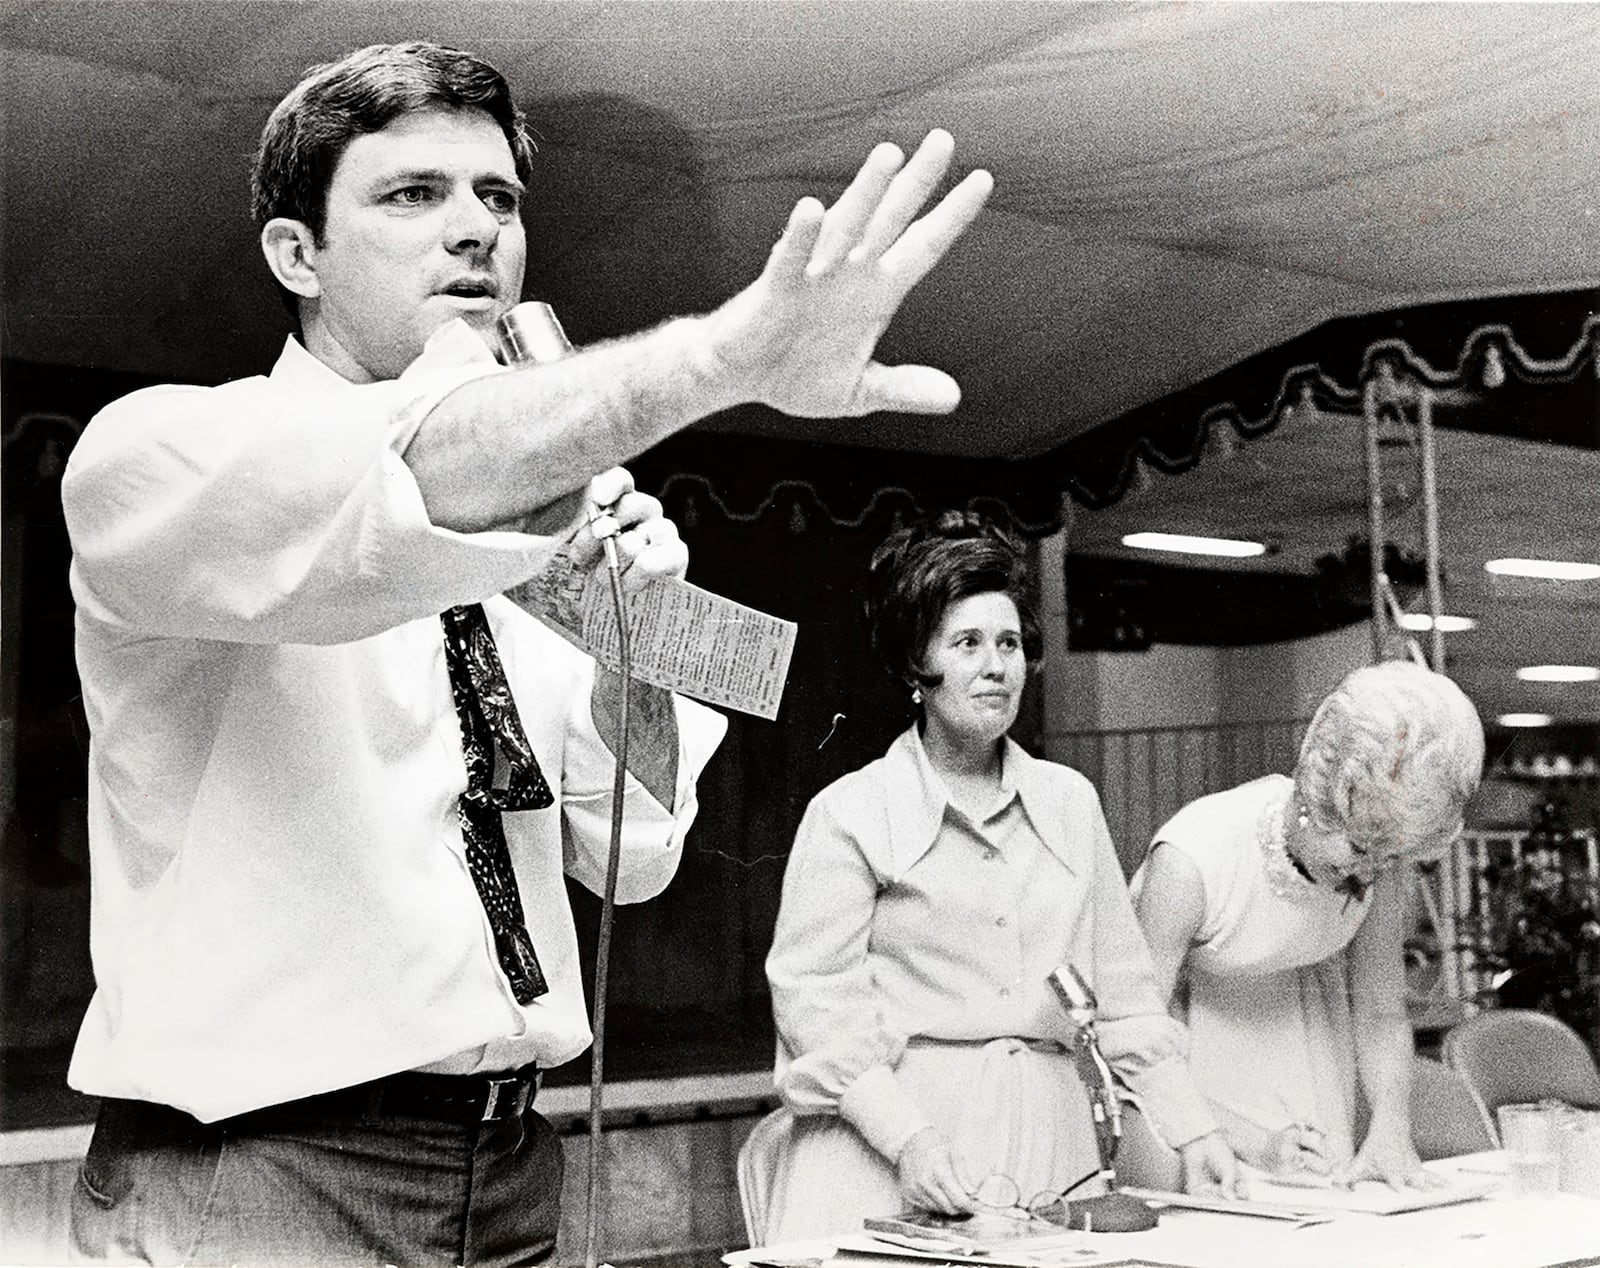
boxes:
[1121,532,1266,558]
[1516,665,1600,683]
[1485,558,1600,581]
[1497,712,1554,728]
[1395,613,1478,633]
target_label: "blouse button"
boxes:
[995,915,1008,928]
[999,987,1012,998]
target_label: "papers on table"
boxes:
[1119,1188,1329,1225]
[863,1209,1070,1252]
[1123,1170,1495,1221]
[724,1229,1143,1268]
[1432,1149,1509,1178]
[725,1165,1600,1268]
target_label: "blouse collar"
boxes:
[883,726,1079,879]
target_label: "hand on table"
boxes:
[1261,1122,1333,1181]
[896,1127,977,1216]
[706,130,993,420]
[1336,1129,1443,1190]
[1180,1130,1243,1198]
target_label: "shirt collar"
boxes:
[268,319,498,392]
[883,726,1078,878]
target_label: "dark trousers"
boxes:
[69,1074,562,1267]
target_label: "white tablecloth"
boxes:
[728,1155,1600,1268]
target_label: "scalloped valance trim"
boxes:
[1057,309,1600,511]
[653,472,1066,538]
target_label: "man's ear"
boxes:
[260,218,322,299]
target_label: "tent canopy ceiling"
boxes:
[6,0,1600,724]
[6,0,1600,457]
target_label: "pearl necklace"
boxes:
[1257,784,1319,903]
[1258,785,1373,910]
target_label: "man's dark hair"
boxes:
[251,41,535,237]
[864,509,1043,691]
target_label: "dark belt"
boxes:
[359,1064,542,1123]
[237,1063,543,1128]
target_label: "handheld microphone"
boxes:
[1045,965,1159,1233]
[496,300,572,366]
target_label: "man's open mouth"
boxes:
[441,279,496,299]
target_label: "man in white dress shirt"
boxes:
[60,40,993,1267]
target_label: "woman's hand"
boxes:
[1179,1130,1242,1197]
[895,1127,977,1215]
[1259,1123,1332,1180]
[1336,1127,1441,1190]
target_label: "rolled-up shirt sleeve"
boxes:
[62,325,558,645]
[766,791,933,1163]
[1082,800,1219,1149]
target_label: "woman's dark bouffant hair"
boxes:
[864,510,1042,691]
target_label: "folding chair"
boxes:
[1409,1055,1497,1159]
[1441,1008,1600,1144]
[735,1106,796,1247]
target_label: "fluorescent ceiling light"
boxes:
[1396,613,1477,633]
[1517,665,1600,683]
[1121,532,1266,558]
[1485,558,1600,581]
[1497,713,1554,728]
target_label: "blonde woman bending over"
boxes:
[1133,661,1484,1189]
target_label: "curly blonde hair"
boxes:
[1294,660,1485,860]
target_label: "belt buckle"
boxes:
[481,1072,535,1122]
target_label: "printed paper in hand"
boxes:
[509,544,797,720]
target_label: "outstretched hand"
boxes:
[706,129,994,419]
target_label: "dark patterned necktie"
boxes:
[440,602,553,1004]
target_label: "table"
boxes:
[727,1154,1600,1268]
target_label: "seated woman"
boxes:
[763,512,1234,1240]
[1133,660,1484,1186]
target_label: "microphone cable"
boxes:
[495,303,631,1268]
[584,534,628,1268]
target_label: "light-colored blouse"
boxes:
[766,727,1217,1164]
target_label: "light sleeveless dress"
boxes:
[1132,774,1373,1166]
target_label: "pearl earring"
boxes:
[911,687,923,706]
